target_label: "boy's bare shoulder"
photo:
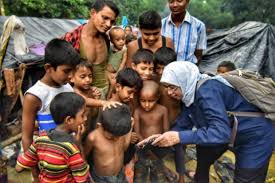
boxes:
[86,129,98,142]
[155,104,168,113]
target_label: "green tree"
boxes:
[188,0,234,29]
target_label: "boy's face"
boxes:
[111,29,126,50]
[132,62,154,80]
[217,66,229,74]
[124,27,132,36]
[68,106,87,133]
[140,28,161,47]
[48,64,74,86]
[71,66,93,91]
[139,90,158,112]
[116,84,136,103]
[155,64,165,76]
[168,0,189,16]
[91,6,117,33]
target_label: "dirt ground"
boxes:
[6,150,275,183]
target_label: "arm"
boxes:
[162,106,170,132]
[22,94,41,151]
[69,149,90,183]
[16,142,38,172]
[118,50,127,71]
[166,37,174,50]
[195,23,207,66]
[195,49,203,66]
[133,109,144,141]
[126,41,137,68]
[178,81,231,145]
[84,133,94,159]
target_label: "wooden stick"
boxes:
[0,133,22,148]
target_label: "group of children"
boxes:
[15,24,237,182]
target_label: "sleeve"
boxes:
[179,81,231,145]
[196,22,207,50]
[68,146,90,183]
[171,106,193,131]
[16,142,38,169]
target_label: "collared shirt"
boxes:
[162,11,207,63]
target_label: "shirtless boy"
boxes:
[84,104,133,182]
[126,10,173,67]
[134,80,169,182]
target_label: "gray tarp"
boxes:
[0,16,82,67]
[200,21,275,80]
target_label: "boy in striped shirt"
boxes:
[16,92,91,183]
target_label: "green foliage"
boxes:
[3,0,90,19]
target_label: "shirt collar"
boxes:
[168,11,191,25]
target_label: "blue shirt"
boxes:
[161,11,207,63]
[173,80,273,168]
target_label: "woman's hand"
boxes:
[152,131,180,147]
[136,134,162,148]
[102,101,122,110]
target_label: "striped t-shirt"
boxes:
[17,130,90,183]
[162,11,207,63]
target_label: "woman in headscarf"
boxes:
[138,61,273,183]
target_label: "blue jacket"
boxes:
[173,79,273,168]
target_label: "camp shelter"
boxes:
[200,21,275,80]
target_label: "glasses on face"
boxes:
[162,83,180,92]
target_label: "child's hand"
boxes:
[131,132,139,144]
[74,124,86,144]
[91,87,101,99]
[102,101,122,110]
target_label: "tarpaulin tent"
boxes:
[200,21,275,80]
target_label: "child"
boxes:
[71,60,122,131]
[217,61,236,74]
[134,80,169,182]
[107,27,127,97]
[126,10,173,67]
[124,25,133,36]
[131,48,154,81]
[154,47,177,82]
[109,68,143,107]
[84,104,133,182]
[22,39,80,152]
[16,92,91,182]
[107,26,127,73]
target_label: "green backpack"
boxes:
[221,69,275,123]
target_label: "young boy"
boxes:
[71,60,122,131]
[126,10,173,67]
[16,92,91,182]
[109,68,143,108]
[134,80,169,182]
[84,104,133,182]
[217,61,236,74]
[131,48,154,81]
[154,47,177,82]
[22,39,80,152]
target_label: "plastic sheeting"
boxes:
[200,21,275,80]
[0,16,82,68]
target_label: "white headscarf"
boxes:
[160,61,208,107]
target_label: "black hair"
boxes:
[125,34,137,45]
[109,26,124,42]
[132,48,154,65]
[154,47,177,66]
[116,68,143,92]
[124,25,132,31]
[76,59,93,73]
[45,38,80,69]
[50,92,85,125]
[139,10,161,30]
[92,0,120,17]
[217,61,236,71]
[101,104,132,136]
